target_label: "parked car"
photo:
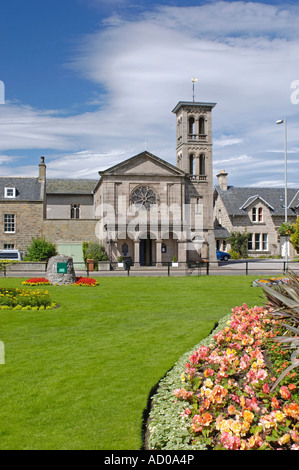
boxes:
[0,249,23,261]
[216,249,231,261]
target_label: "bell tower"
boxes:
[172,100,217,262]
[172,101,216,182]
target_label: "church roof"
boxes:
[46,179,98,194]
[98,151,186,177]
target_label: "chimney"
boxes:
[216,170,228,191]
[38,156,46,181]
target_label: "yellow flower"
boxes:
[181,373,185,382]
[274,410,285,422]
[278,434,291,445]
[204,378,213,389]
[230,420,243,436]
[243,410,254,423]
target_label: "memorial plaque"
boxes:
[57,262,67,274]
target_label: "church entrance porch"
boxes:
[139,236,153,266]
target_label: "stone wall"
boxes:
[0,201,44,251]
[42,219,99,244]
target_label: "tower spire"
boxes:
[191,77,198,102]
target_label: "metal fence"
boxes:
[1,259,298,278]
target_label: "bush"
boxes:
[228,249,241,260]
[82,242,108,269]
[227,231,250,258]
[25,238,57,262]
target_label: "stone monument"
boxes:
[46,255,77,285]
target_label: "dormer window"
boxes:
[4,187,16,198]
[258,207,263,222]
[252,207,263,223]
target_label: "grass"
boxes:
[0,275,264,449]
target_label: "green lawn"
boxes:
[0,275,265,449]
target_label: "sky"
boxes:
[0,0,299,188]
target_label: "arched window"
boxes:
[199,117,205,135]
[188,117,195,137]
[189,154,194,175]
[199,154,205,175]
[71,204,80,219]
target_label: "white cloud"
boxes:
[0,2,299,188]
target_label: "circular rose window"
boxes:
[131,186,157,209]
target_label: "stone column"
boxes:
[134,240,140,266]
[155,240,162,267]
[178,240,187,263]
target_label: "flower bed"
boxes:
[22,277,51,286]
[147,304,299,450]
[253,276,299,287]
[0,287,55,310]
[72,277,99,287]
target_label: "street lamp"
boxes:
[276,118,288,269]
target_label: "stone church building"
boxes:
[0,100,217,266]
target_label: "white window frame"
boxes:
[248,233,268,251]
[252,206,264,223]
[4,187,16,198]
[262,233,268,251]
[4,214,15,233]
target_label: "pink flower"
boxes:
[220,431,241,450]
[262,383,270,394]
[279,386,291,401]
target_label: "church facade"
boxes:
[0,100,218,265]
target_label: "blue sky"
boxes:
[1,0,299,187]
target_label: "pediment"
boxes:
[99,151,185,177]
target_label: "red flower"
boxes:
[73,277,99,287]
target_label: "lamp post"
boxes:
[276,118,288,269]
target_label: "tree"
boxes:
[227,230,251,259]
[25,237,57,261]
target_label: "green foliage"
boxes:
[0,276,262,450]
[0,287,54,309]
[0,260,17,274]
[278,221,295,237]
[290,216,299,253]
[25,237,57,261]
[228,249,241,260]
[227,230,250,258]
[256,269,299,391]
[82,241,108,268]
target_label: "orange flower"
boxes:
[228,405,236,415]
[283,402,299,420]
[288,383,297,391]
[243,410,254,423]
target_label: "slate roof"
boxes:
[215,186,299,217]
[46,179,98,194]
[0,177,43,201]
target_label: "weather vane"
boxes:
[191,77,198,102]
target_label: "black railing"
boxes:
[1,259,298,277]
